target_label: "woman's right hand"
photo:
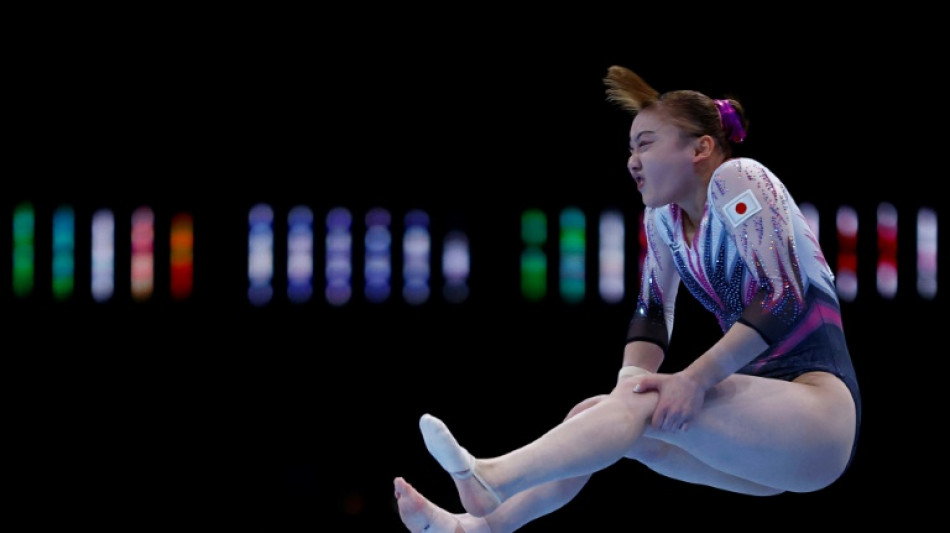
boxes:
[632,371,705,432]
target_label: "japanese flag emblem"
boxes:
[723,189,762,227]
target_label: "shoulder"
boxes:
[709,158,785,203]
[710,158,775,188]
[708,158,785,229]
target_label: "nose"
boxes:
[627,152,640,174]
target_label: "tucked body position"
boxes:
[394,65,861,533]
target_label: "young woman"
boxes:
[394,65,861,533]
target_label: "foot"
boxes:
[419,414,503,517]
[394,477,486,533]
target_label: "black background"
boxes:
[4,9,944,531]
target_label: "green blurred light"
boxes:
[521,209,547,246]
[521,209,549,301]
[521,248,547,301]
[559,207,586,303]
[12,202,35,297]
[52,205,75,300]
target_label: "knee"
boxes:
[564,394,609,420]
[610,378,658,411]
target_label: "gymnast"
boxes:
[394,64,862,532]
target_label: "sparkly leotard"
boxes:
[626,157,861,465]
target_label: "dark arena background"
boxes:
[5,13,943,531]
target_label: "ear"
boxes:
[692,135,716,162]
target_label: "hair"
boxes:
[604,65,749,158]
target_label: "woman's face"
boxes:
[627,109,700,209]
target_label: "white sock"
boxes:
[419,413,502,506]
[419,413,474,475]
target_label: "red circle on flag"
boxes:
[735,202,747,215]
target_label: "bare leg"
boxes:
[394,474,591,533]
[420,414,502,516]
[627,436,783,495]
[481,475,590,532]
[422,390,655,517]
[394,477,487,533]
[400,395,611,531]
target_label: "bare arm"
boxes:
[621,341,664,374]
[634,321,768,432]
[680,321,768,390]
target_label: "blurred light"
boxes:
[12,202,34,298]
[876,202,898,299]
[402,209,430,305]
[131,206,155,302]
[342,490,365,516]
[599,209,625,303]
[836,205,858,302]
[248,203,274,306]
[52,205,75,301]
[325,207,352,306]
[917,207,938,299]
[442,230,470,303]
[364,207,391,303]
[170,213,194,301]
[521,209,546,301]
[560,207,585,303]
[91,209,115,303]
[287,206,314,304]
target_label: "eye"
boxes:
[629,140,650,153]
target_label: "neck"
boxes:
[682,154,728,220]
[679,175,710,223]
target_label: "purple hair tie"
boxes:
[713,99,746,144]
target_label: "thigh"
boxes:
[624,436,784,496]
[644,372,856,492]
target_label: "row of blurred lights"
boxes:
[247,204,471,306]
[5,201,939,305]
[12,204,193,302]
[8,202,472,306]
[518,202,938,303]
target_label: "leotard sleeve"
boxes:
[626,206,681,352]
[709,159,806,343]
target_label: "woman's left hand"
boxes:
[633,371,705,432]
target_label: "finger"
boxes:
[665,414,682,432]
[632,377,655,393]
